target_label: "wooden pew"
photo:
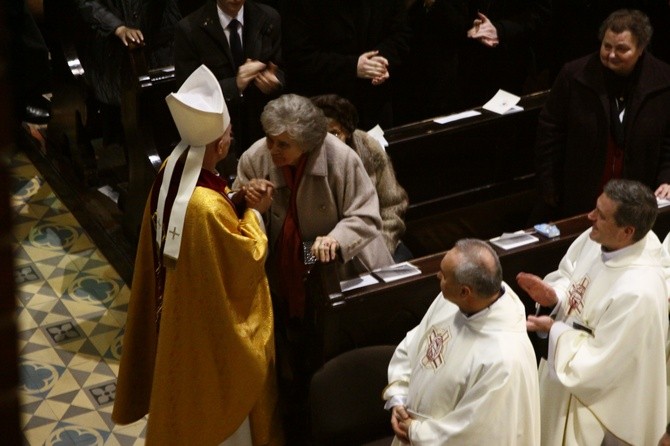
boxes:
[305,207,670,367]
[42,0,101,186]
[386,91,548,256]
[120,48,180,240]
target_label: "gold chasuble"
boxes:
[112,177,282,445]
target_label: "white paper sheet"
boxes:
[98,185,119,204]
[372,261,422,283]
[490,230,539,250]
[657,197,670,208]
[340,274,380,292]
[433,110,482,124]
[482,89,521,115]
[367,124,389,148]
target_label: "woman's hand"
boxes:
[311,236,339,263]
[244,179,274,213]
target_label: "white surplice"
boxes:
[384,283,540,445]
[541,229,668,445]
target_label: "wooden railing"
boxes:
[304,207,670,367]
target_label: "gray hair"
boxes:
[603,179,657,242]
[599,9,653,49]
[453,239,503,298]
[260,94,328,153]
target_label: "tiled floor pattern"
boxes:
[11,150,146,445]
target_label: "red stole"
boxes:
[197,169,236,210]
[276,155,309,319]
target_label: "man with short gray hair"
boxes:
[384,238,540,445]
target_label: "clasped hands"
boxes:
[516,272,558,333]
[357,50,389,86]
[467,12,499,48]
[236,60,281,94]
[239,178,274,213]
[391,405,413,443]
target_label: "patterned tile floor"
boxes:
[11,150,146,445]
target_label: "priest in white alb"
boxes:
[518,179,669,445]
[384,238,540,445]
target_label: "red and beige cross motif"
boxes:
[422,327,451,370]
[567,276,590,316]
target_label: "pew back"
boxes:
[306,208,670,367]
[385,91,549,256]
[120,51,179,239]
[43,0,100,185]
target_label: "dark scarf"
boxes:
[603,54,643,147]
[276,155,309,319]
[600,54,644,190]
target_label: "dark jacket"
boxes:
[394,0,470,124]
[79,0,181,105]
[174,0,284,154]
[459,0,551,107]
[282,0,410,129]
[536,52,670,217]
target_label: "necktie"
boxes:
[227,19,244,69]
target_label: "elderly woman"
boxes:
[311,94,410,260]
[235,94,394,321]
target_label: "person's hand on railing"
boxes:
[311,236,340,263]
[115,25,144,46]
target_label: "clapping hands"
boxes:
[467,12,499,48]
[236,59,281,94]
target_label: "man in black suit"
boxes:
[174,0,284,157]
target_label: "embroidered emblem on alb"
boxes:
[567,276,590,315]
[422,327,450,370]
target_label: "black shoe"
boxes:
[23,96,51,124]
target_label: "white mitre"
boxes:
[155,64,230,263]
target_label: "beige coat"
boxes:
[235,133,394,282]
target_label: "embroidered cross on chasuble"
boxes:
[567,276,590,316]
[422,327,451,370]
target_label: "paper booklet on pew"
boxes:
[657,196,670,208]
[367,125,389,149]
[490,230,539,250]
[340,274,379,293]
[482,89,521,115]
[371,262,422,283]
